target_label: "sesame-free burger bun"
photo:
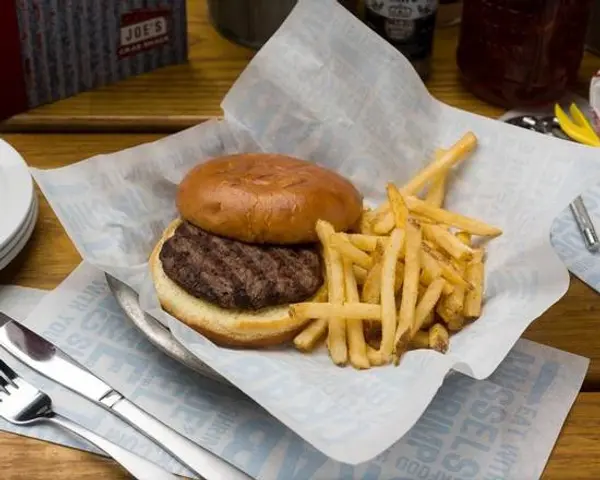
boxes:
[150,218,327,347]
[176,153,363,244]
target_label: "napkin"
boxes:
[0,285,191,477]
[551,190,600,292]
[0,265,590,479]
[29,0,600,463]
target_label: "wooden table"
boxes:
[1,1,600,478]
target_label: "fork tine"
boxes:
[0,359,18,389]
[0,371,9,395]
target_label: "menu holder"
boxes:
[0,1,188,121]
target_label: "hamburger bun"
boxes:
[150,218,327,347]
[176,153,363,244]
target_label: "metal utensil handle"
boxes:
[110,397,251,480]
[47,414,179,480]
[570,197,600,252]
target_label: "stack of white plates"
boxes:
[0,139,38,271]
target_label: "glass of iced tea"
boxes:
[457,0,593,108]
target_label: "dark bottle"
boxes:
[364,0,439,80]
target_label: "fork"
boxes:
[0,358,179,480]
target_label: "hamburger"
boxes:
[150,153,363,347]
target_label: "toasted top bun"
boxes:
[177,153,363,244]
[150,218,327,348]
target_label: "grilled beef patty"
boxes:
[159,221,323,310]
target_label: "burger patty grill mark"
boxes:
[159,221,324,310]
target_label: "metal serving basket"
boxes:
[105,274,229,385]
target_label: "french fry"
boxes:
[394,220,422,356]
[425,151,448,208]
[436,303,464,329]
[422,224,474,262]
[420,311,436,330]
[374,211,444,234]
[423,242,471,289]
[372,201,390,217]
[387,183,409,229]
[450,256,468,276]
[361,242,386,304]
[372,240,386,261]
[447,313,465,332]
[293,319,328,352]
[311,286,329,303]
[367,242,426,300]
[420,249,442,280]
[293,131,497,370]
[420,252,454,296]
[386,133,477,204]
[366,346,386,366]
[372,213,396,235]
[435,302,465,332]
[456,231,472,245]
[370,233,442,289]
[353,265,368,285]
[413,278,446,334]
[439,281,455,296]
[417,283,427,301]
[290,302,382,322]
[372,134,478,231]
[405,195,503,237]
[330,233,373,270]
[439,292,464,320]
[316,220,347,366]
[464,249,484,319]
[362,263,383,304]
[429,323,450,353]
[403,133,478,195]
[365,332,381,351]
[347,234,385,252]
[425,174,448,208]
[291,287,329,351]
[410,331,430,349]
[360,209,377,235]
[378,228,405,362]
[438,232,470,330]
[342,259,370,369]
[395,262,405,293]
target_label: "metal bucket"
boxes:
[208,0,358,49]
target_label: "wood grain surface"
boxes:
[0,0,598,132]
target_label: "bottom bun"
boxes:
[150,218,324,348]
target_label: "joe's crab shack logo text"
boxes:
[118,9,171,58]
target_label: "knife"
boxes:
[0,313,251,480]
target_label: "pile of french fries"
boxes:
[289,132,503,369]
